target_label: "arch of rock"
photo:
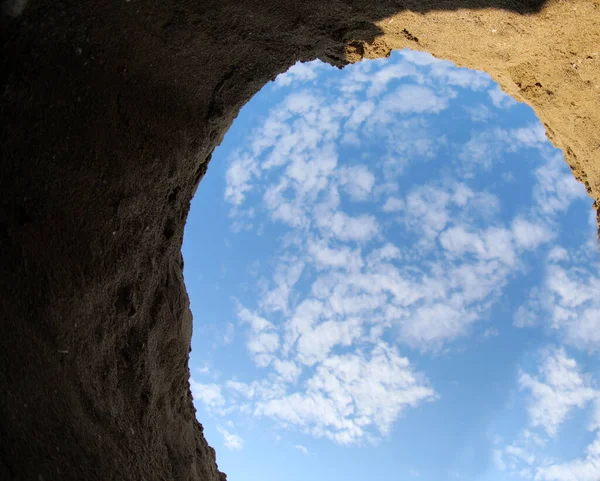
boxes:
[1,0,599,479]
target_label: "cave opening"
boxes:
[182,50,599,481]
[3,2,600,481]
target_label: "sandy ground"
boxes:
[1,0,598,479]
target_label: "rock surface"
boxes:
[0,0,598,480]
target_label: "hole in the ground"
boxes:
[183,50,599,480]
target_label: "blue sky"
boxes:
[182,50,600,481]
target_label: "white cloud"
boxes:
[295,444,309,455]
[261,257,305,314]
[222,148,587,443]
[283,298,325,357]
[512,123,548,147]
[215,50,596,454]
[544,264,600,350]
[247,331,280,367]
[275,61,325,87]
[401,182,501,249]
[344,100,376,131]
[253,343,437,444]
[237,306,280,367]
[296,317,363,366]
[403,185,452,242]
[366,243,401,264]
[382,196,404,212]
[223,322,235,344]
[400,49,438,66]
[399,303,478,347]
[493,449,507,470]
[224,56,454,232]
[498,348,600,481]
[519,347,600,437]
[514,303,541,328]
[488,85,517,109]
[515,249,600,350]
[367,63,421,97]
[439,225,516,267]
[225,153,259,207]
[237,306,275,333]
[315,209,380,243]
[535,434,600,481]
[464,104,492,123]
[511,217,554,250]
[533,151,589,216]
[458,123,550,175]
[429,61,491,91]
[459,129,506,171]
[505,444,536,466]
[591,400,600,432]
[376,118,442,178]
[273,359,302,383]
[190,380,225,408]
[226,379,287,401]
[307,239,363,272]
[337,165,375,201]
[378,84,450,116]
[217,425,244,450]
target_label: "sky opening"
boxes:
[182,50,600,481]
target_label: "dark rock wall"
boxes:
[1,1,598,480]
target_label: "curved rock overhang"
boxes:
[1,1,598,479]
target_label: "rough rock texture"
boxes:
[0,0,598,480]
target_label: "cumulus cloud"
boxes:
[315,210,380,243]
[511,217,554,250]
[337,165,375,201]
[373,85,450,127]
[366,63,421,97]
[295,317,363,366]
[261,257,305,314]
[458,123,549,174]
[295,444,309,455]
[210,50,595,452]
[273,359,302,383]
[223,322,235,344]
[225,153,259,207]
[439,225,516,266]
[237,306,280,366]
[464,104,492,123]
[274,61,325,87]
[428,60,491,90]
[533,151,589,216]
[217,425,245,450]
[190,380,225,408]
[535,435,600,481]
[519,347,600,436]
[382,197,404,212]
[252,343,437,444]
[498,348,600,481]
[515,248,600,350]
[307,239,363,272]
[400,49,439,66]
[488,85,517,109]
